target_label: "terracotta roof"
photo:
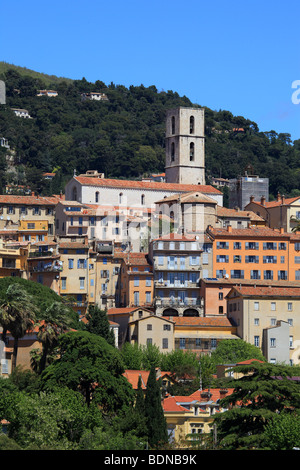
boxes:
[107,307,153,316]
[163,388,235,412]
[0,195,58,205]
[59,242,88,249]
[155,191,217,204]
[248,196,300,208]
[123,252,151,266]
[229,286,300,298]
[207,226,288,238]
[163,316,234,327]
[123,369,172,390]
[74,176,222,194]
[216,206,264,221]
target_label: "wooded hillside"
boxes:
[0,64,299,199]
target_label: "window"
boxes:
[251,270,261,279]
[245,242,259,250]
[147,338,153,346]
[95,191,99,203]
[190,116,194,134]
[146,291,151,303]
[68,259,74,269]
[288,302,293,311]
[146,277,151,286]
[179,338,186,349]
[271,302,276,311]
[79,277,85,289]
[264,270,273,280]
[171,142,175,161]
[254,301,259,311]
[61,277,66,290]
[290,336,294,348]
[271,318,277,326]
[27,223,35,229]
[254,318,259,325]
[189,142,195,161]
[134,276,139,287]
[234,242,241,249]
[217,255,229,263]
[254,336,259,347]
[147,324,152,330]
[141,194,145,205]
[217,242,229,249]
[270,338,276,348]
[278,270,287,280]
[119,193,123,204]
[171,116,175,134]
[164,324,171,331]
[219,292,223,300]
[134,291,139,306]
[162,338,168,349]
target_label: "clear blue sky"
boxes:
[2,0,300,141]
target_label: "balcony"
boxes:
[28,261,63,273]
[155,298,201,307]
[28,250,58,259]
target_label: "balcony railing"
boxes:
[28,251,57,258]
[155,298,201,307]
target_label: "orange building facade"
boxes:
[206,225,300,283]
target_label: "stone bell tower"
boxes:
[165,107,205,185]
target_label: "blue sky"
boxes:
[2,0,300,141]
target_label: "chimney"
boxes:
[261,196,266,206]
[227,225,232,233]
[31,191,35,197]
[280,227,284,234]
[250,195,255,203]
[277,192,281,201]
[281,195,285,204]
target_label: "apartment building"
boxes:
[26,241,62,294]
[149,233,213,317]
[164,315,238,355]
[118,252,153,308]
[128,314,174,353]
[0,240,28,278]
[88,240,125,310]
[245,194,300,232]
[200,278,300,316]
[0,194,58,238]
[226,285,300,365]
[58,240,90,317]
[206,225,292,282]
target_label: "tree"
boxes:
[214,362,300,450]
[41,331,134,411]
[37,301,73,374]
[85,304,115,347]
[144,365,168,448]
[211,338,265,365]
[263,412,300,450]
[0,284,37,371]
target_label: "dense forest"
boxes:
[0,63,300,199]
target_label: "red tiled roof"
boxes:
[74,176,222,194]
[229,286,300,298]
[207,226,288,238]
[163,388,235,412]
[164,316,234,327]
[248,196,300,208]
[123,369,172,390]
[0,195,58,205]
[107,307,153,316]
[216,206,264,221]
[153,232,199,241]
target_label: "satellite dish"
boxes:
[121,243,127,252]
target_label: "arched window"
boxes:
[95,191,99,203]
[119,192,123,204]
[141,194,145,205]
[171,142,175,161]
[72,186,77,201]
[190,116,195,134]
[190,142,195,161]
[171,116,175,134]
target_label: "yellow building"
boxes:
[118,252,153,308]
[163,387,234,447]
[163,316,239,355]
[26,241,62,294]
[18,219,49,243]
[128,314,174,353]
[0,240,28,278]
[58,240,90,317]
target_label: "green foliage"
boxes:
[263,412,300,450]
[144,365,168,448]
[211,338,265,365]
[1,65,299,198]
[40,331,134,411]
[214,362,300,450]
[85,304,115,346]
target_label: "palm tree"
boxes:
[0,283,37,371]
[37,301,72,374]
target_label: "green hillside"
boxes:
[0,63,299,199]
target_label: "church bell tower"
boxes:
[165,107,205,185]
